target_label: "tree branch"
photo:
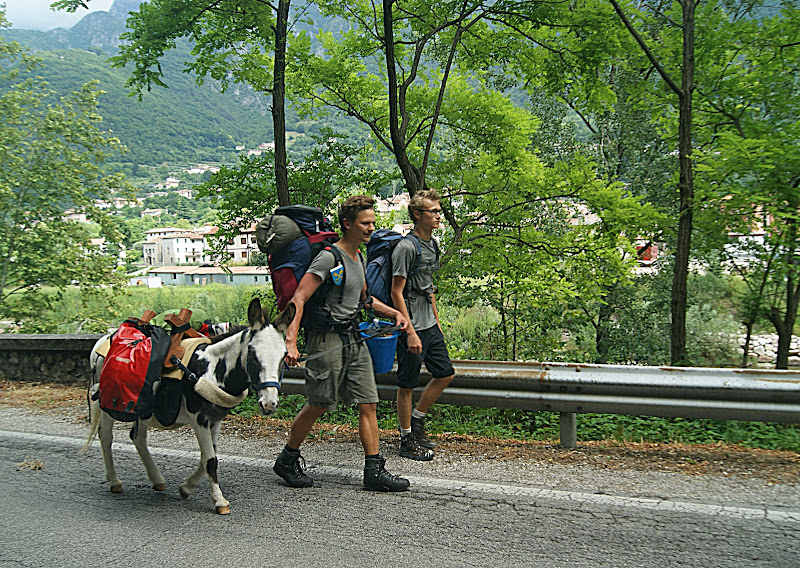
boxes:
[608,0,681,96]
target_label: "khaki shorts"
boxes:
[304,330,378,411]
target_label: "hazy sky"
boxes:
[4,0,114,31]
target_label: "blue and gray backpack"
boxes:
[365,229,438,306]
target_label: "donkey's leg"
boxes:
[178,421,210,499]
[131,423,167,491]
[179,422,230,514]
[98,412,122,492]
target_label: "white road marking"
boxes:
[4,429,798,524]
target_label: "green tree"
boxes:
[696,2,800,367]
[198,133,391,264]
[0,10,129,325]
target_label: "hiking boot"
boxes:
[363,456,410,492]
[411,416,436,449]
[399,432,434,461]
[273,448,313,488]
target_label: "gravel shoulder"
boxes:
[2,381,798,509]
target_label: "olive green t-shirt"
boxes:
[307,245,365,322]
[391,234,439,331]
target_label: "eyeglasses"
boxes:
[419,209,442,216]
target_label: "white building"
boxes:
[141,224,259,267]
[175,187,194,199]
[222,224,259,262]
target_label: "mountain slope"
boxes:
[4,1,276,165]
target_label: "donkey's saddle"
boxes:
[96,309,212,426]
[95,335,211,379]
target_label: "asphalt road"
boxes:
[1,409,798,568]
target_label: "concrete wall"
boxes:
[0,334,103,385]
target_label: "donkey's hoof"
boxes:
[215,505,230,515]
[153,484,166,492]
[110,485,122,493]
[179,487,190,500]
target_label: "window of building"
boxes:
[240,237,246,244]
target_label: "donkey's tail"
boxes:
[80,384,101,455]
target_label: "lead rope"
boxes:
[297,324,402,363]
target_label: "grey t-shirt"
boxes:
[307,245,365,322]
[391,234,439,331]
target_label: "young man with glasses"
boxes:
[390,189,455,461]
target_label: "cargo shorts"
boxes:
[304,329,379,411]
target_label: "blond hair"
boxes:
[408,189,441,223]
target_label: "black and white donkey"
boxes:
[82,298,293,514]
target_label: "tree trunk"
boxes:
[595,299,615,364]
[741,321,753,368]
[670,0,695,366]
[608,0,696,366]
[272,0,291,207]
[512,295,518,361]
[770,216,800,369]
[381,0,424,196]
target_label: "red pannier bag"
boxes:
[99,319,170,422]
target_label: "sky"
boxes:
[4,0,114,31]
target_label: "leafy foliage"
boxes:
[0,12,129,325]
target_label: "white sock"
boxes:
[400,427,412,436]
[412,409,427,420]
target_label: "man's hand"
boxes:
[285,341,300,366]
[406,330,423,354]
[394,312,409,332]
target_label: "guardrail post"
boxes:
[559,412,577,448]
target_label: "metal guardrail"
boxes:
[1,335,798,448]
[283,360,800,448]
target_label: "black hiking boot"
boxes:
[411,416,436,449]
[399,432,434,461]
[273,447,313,488]
[363,456,410,492]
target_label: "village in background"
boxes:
[79,153,792,292]
[70,157,418,289]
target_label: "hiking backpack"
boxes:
[365,229,438,306]
[98,319,170,422]
[256,205,340,312]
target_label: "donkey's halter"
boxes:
[251,362,285,392]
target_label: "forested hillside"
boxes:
[29,47,276,165]
[3,1,352,165]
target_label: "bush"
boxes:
[26,284,276,333]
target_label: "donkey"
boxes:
[83,298,293,514]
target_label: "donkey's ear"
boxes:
[247,298,267,330]
[271,302,296,334]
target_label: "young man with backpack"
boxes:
[273,195,412,492]
[391,189,454,461]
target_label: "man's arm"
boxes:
[284,273,322,366]
[430,291,443,334]
[363,283,408,331]
[391,275,422,354]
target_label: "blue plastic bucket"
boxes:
[359,321,400,374]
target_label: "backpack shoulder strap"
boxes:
[405,233,424,276]
[327,245,346,304]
